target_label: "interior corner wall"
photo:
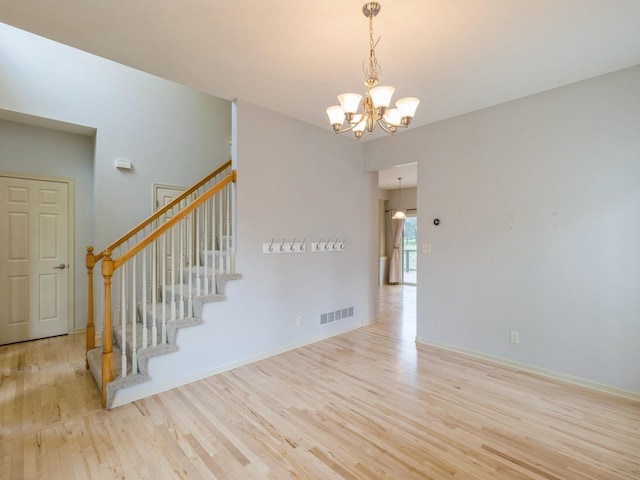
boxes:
[0,119,94,331]
[365,65,640,393]
[114,100,380,403]
[0,22,231,258]
[0,23,231,330]
[227,99,379,357]
[385,187,417,213]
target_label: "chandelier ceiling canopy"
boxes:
[326,2,420,139]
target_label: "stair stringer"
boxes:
[89,273,241,409]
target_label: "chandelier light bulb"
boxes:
[396,97,421,122]
[326,105,346,129]
[369,86,395,110]
[383,108,402,126]
[353,117,367,138]
[338,93,363,115]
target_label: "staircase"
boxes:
[85,161,238,408]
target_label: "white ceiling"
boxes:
[378,164,418,190]
[5,1,638,191]
[2,0,640,147]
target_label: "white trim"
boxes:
[0,108,96,136]
[111,320,369,408]
[152,182,187,212]
[417,336,640,402]
[0,171,75,338]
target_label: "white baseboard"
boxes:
[111,321,366,408]
[416,337,640,402]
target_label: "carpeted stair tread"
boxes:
[199,250,232,270]
[88,271,241,409]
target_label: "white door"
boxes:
[154,184,187,217]
[0,176,70,345]
[153,184,187,284]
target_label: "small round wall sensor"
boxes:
[433,218,440,226]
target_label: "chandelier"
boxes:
[326,2,420,139]
[392,177,406,219]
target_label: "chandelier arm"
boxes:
[334,122,358,134]
[376,118,400,134]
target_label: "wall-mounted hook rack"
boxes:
[262,238,306,254]
[311,238,346,253]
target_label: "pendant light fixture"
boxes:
[327,2,420,139]
[392,177,406,219]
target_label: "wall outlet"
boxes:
[296,316,303,327]
[510,330,520,344]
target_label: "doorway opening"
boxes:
[402,215,417,285]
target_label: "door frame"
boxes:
[401,213,417,285]
[152,182,188,213]
[0,171,75,337]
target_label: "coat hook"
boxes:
[301,239,306,251]
[333,239,338,250]
[316,239,322,251]
[269,238,274,252]
[290,238,296,251]
[280,238,286,252]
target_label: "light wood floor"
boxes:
[1,285,639,479]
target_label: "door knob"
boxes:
[53,264,67,270]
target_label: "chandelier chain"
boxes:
[365,8,381,85]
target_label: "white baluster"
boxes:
[160,235,167,347]
[218,185,223,276]
[152,240,157,347]
[225,183,231,273]
[203,200,210,295]
[121,264,127,378]
[143,247,148,350]
[179,219,185,320]
[195,206,201,296]
[211,194,217,290]
[187,212,193,317]
[170,226,176,322]
[131,256,137,374]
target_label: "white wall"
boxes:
[0,119,94,331]
[114,100,379,405]
[0,23,231,330]
[233,100,378,340]
[0,22,231,251]
[385,186,417,213]
[365,65,640,393]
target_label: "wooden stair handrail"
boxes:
[114,170,236,270]
[93,159,232,263]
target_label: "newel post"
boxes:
[101,249,115,408]
[85,246,96,369]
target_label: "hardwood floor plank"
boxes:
[1,286,639,479]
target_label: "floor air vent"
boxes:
[321,307,354,325]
